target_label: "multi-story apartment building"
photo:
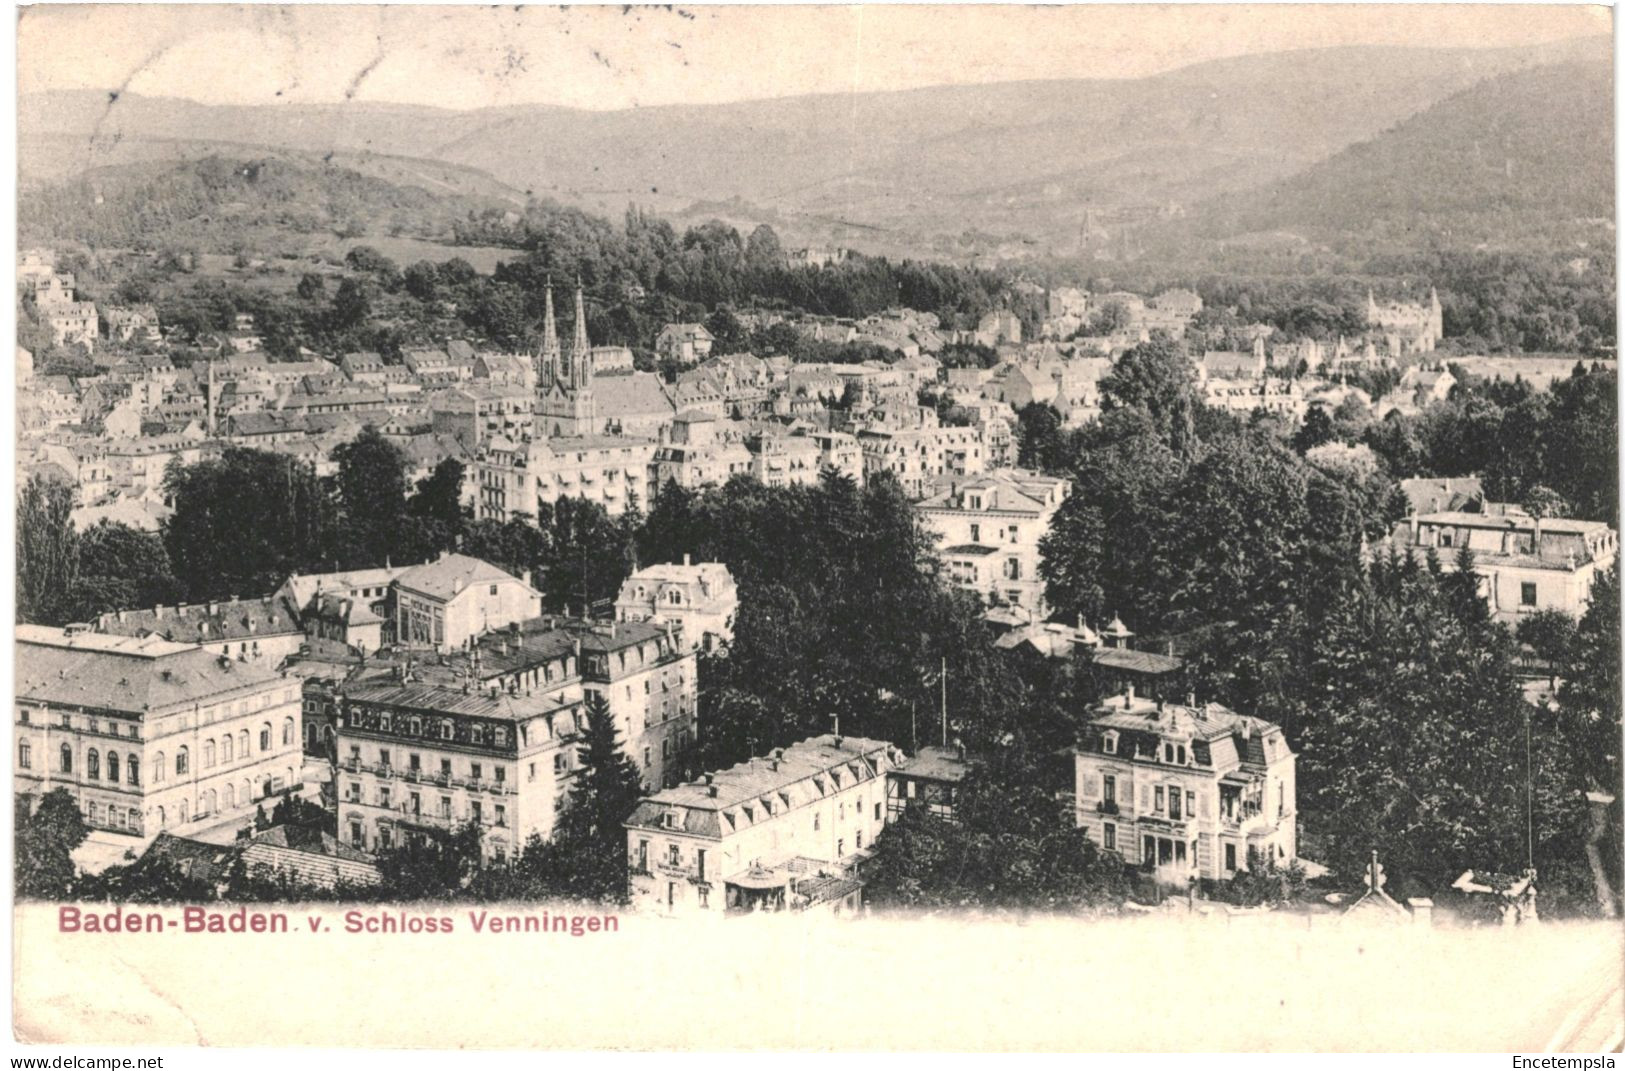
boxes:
[625,734,900,916]
[94,596,306,666]
[748,432,822,487]
[473,434,658,521]
[100,434,205,499]
[333,614,699,856]
[855,422,987,499]
[615,557,739,655]
[1074,689,1297,886]
[49,302,100,350]
[808,430,864,485]
[916,470,1068,612]
[428,382,534,447]
[652,415,753,491]
[275,564,409,652]
[15,625,304,837]
[394,553,543,652]
[1382,510,1619,621]
[567,619,698,792]
[335,659,584,862]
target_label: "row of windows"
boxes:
[86,802,143,832]
[23,743,141,785]
[141,721,293,781]
[20,709,141,738]
[345,798,508,844]
[353,712,522,747]
[1100,732,1188,766]
[347,747,511,782]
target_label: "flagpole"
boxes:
[940,655,947,748]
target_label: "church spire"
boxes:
[570,277,591,388]
[538,277,561,387]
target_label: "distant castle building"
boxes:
[1366,288,1444,356]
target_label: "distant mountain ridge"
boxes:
[1182,59,1614,249]
[18,34,1611,249]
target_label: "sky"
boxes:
[17,4,1613,112]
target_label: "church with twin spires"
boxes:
[535,280,599,438]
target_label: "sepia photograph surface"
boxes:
[9,2,1623,1052]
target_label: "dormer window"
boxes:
[1102,731,1118,756]
[662,811,678,830]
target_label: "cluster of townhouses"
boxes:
[14,249,1608,918]
[17,548,741,862]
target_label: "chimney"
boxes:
[522,569,532,587]
[707,784,719,798]
[1407,898,1434,929]
[1126,684,1135,702]
[1186,692,1196,707]
[683,552,691,567]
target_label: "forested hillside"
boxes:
[18,155,515,250]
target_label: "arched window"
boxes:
[127,808,140,832]
[87,749,100,779]
[128,755,140,785]
[282,718,294,746]
[239,730,249,758]
[154,752,165,783]
[204,789,217,816]
[175,746,189,776]
[178,799,188,823]
[156,805,166,828]
[109,806,123,830]
[88,801,100,825]
[242,778,252,803]
[59,744,73,774]
[107,752,119,784]
[203,740,216,768]
[260,723,272,752]
[224,783,236,809]
[222,734,233,762]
